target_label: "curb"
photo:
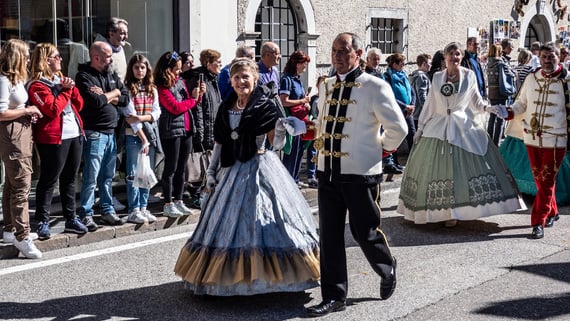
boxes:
[1,188,319,259]
[1,213,199,259]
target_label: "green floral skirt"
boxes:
[397,137,526,223]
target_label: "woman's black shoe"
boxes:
[306,299,346,317]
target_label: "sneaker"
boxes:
[64,218,88,234]
[82,216,99,232]
[307,178,319,188]
[383,164,404,175]
[2,231,39,244]
[175,200,194,215]
[101,212,124,226]
[13,237,42,259]
[141,208,157,223]
[127,208,148,224]
[297,181,309,188]
[148,194,161,204]
[36,221,51,240]
[113,197,126,211]
[163,203,183,218]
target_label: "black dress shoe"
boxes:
[545,214,560,228]
[306,299,346,317]
[383,164,403,175]
[531,225,544,239]
[380,257,397,300]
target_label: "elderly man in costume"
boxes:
[305,32,408,317]
[499,42,569,239]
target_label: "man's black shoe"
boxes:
[380,257,397,300]
[531,225,544,239]
[306,299,346,317]
[383,164,403,175]
[545,214,560,228]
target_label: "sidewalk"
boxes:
[0,178,319,259]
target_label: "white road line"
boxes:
[0,232,190,277]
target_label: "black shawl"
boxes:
[214,84,284,167]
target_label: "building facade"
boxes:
[0,0,567,89]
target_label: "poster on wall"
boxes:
[479,27,490,53]
[491,19,521,43]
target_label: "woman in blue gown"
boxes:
[174,58,319,296]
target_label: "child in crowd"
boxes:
[122,54,162,223]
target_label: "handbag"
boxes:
[499,64,516,96]
[289,104,309,120]
[186,148,211,184]
[133,153,158,189]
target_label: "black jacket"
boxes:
[181,66,222,151]
[214,85,283,167]
[158,78,192,140]
[75,63,129,133]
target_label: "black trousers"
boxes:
[317,178,395,301]
[35,137,83,221]
[161,134,192,203]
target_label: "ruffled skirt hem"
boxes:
[174,245,320,296]
[397,197,526,224]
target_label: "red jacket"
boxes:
[28,79,84,144]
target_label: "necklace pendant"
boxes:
[230,131,239,140]
[441,83,454,97]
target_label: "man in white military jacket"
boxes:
[306,32,408,317]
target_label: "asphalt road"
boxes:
[0,178,568,321]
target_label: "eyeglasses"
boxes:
[49,54,62,60]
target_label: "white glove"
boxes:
[273,119,287,150]
[413,128,423,144]
[487,104,508,118]
[280,116,307,136]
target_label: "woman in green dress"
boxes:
[397,42,526,226]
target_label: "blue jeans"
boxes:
[125,135,156,213]
[306,140,317,179]
[282,135,304,183]
[79,131,116,217]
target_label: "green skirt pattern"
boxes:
[397,137,526,223]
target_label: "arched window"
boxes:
[255,0,297,72]
[525,23,538,48]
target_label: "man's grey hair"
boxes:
[106,17,128,34]
[367,47,382,59]
[335,32,364,51]
[235,46,255,59]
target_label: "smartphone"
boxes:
[199,73,204,84]
[307,87,312,95]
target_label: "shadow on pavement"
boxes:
[343,217,531,249]
[474,292,570,320]
[0,282,314,321]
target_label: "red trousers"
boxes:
[526,145,565,226]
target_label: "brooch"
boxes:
[230,131,239,140]
[440,83,454,97]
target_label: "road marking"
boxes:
[0,232,190,277]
